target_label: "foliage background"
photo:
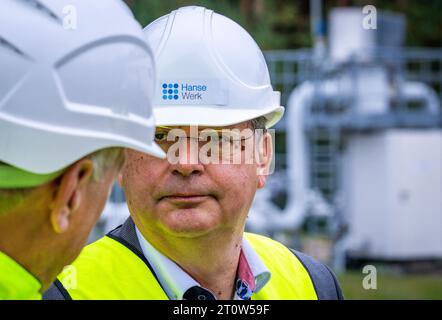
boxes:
[124,0,442,50]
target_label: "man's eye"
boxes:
[154,132,168,142]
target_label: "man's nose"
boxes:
[171,138,204,177]
[172,162,204,177]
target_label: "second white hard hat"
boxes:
[143,6,284,128]
[0,0,164,175]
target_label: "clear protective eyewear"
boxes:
[154,125,258,163]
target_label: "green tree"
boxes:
[125,0,441,50]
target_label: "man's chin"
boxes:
[159,210,219,238]
[163,228,214,238]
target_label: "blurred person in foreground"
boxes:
[0,0,164,299]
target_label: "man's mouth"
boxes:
[160,193,211,204]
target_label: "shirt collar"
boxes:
[240,235,271,292]
[0,251,41,300]
[135,227,271,300]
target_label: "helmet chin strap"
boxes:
[0,164,64,189]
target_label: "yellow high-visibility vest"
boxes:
[0,251,41,300]
[45,218,342,300]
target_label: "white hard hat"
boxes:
[143,6,284,128]
[0,0,165,175]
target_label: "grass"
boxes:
[337,271,442,300]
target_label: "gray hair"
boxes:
[249,116,268,131]
[0,147,124,215]
[87,147,125,181]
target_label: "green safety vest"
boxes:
[44,218,343,300]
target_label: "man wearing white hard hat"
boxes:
[0,0,164,300]
[45,6,343,300]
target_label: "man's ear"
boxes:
[49,159,94,234]
[256,132,273,189]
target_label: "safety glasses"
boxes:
[154,126,258,163]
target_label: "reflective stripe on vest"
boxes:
[57,230,318,300]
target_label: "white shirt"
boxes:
[136,227,271,300]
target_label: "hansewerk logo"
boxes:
[162,82,207,101]
[162,83,179,100]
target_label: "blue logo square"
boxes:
[162,83,180,100]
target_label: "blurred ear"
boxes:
[256,132,273,189]
[49,159,94,234]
